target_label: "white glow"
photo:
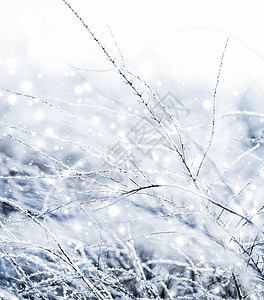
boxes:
[6,57,16,69]
[192,156,201,167]
[234,185,240,192]
[8,95,17,105]
[118,226,126,235]
[73,222,82,233]
[152,152,159,162]
[91,116,100,124]
[140,59,154,77]
[62,170,71,177]
[118,130,125,138]
[108,205,120,217]
[203,99,211,109]
[21,80,32,92]
[35,110,45,120]
[84,83,92,92]
[175,236,185,246]
[43,178,55,185]
[155,176,166,184]
[74,85,83,95]
[163,155,172,164]
[36,139,44,147]
[45,127,55,136]
[28,42,46,58]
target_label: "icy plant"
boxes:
[0,1,264,299]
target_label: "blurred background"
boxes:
[1,1,264,299]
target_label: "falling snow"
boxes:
[0,1,264,299]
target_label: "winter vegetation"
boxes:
[0,1,264,299]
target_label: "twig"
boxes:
[195,37,229,179]
[60,0,196,184]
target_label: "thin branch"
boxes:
[195,37,229,179]
[0,196,108,300]
[60,0,196,184]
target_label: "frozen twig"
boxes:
[195,37,229,180]
[60,0,196,184]
[0,196,108,299]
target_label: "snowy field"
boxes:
[1,1,264,299]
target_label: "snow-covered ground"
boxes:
[1,1,264,299]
